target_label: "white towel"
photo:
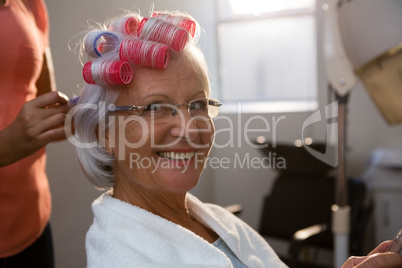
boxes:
[86,191,287,268]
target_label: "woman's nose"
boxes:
[169,107,199,140]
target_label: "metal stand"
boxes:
[332,91,351,268]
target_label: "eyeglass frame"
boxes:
[108,97,222,120]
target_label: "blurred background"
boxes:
[44,0,402,267]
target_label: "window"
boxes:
[217,0,318,113]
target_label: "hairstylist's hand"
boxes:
[342,241,402,268]
[0,91,70,167]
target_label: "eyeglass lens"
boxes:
[142,99,220,121]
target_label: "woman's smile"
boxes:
[157,151,195,161]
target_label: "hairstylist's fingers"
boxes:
[33,91,69,108]
[367,241,392,255]
[21,115,67,151]
[32,103,71,123]
[27,112,67,139]
[342,256,368,268]
[357,252,402,267]
[18,92,69,127]
[38,125,67,143]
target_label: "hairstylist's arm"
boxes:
[342,241,402,268]
[0,48,70,167]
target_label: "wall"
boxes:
[44,1,402,267]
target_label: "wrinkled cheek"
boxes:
[110,117,151,161]
[193,153,208,171]
[199,120,215,152]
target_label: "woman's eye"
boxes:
[144,104,163,112]
[190,100,207,110]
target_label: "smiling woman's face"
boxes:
[107,57,215,197]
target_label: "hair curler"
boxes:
[151,12,196,37]
[83,60,133,86]
[108,16,142,36]
[137,18,148,37]
[119,37,170,69]
[137,18,189,51]
[83,31,120,58]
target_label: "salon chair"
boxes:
[255,142,371,268]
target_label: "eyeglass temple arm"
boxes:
[209,100,222,107]
[109,105,146,112]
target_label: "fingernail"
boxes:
[57,91,69,102]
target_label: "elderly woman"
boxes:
[70,9,402,268]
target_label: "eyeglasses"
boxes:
[109,98,222,122]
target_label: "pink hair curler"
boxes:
[177,19,196,38]
[108,16,142,36]
[119,38,170,69]
[84,31,120,58]
[137,18,190,51]
[151,12,196,37]
[83,60,133,85]
[137,18,148,37]
[83,62,96,84]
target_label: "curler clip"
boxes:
[68,96,80,106]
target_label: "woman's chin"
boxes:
[152,162,202,192]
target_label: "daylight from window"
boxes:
[229,0,315,15]
[218,0,317,112]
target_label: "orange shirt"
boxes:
[0,0,51,257]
